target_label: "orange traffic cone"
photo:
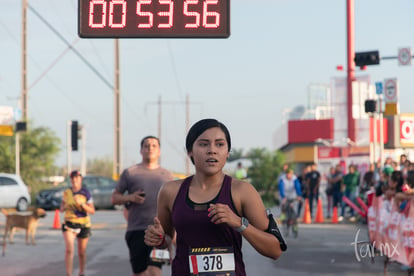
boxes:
[332,206,338,224]
[52,209,61,229]
[315,199,324,223]
[302,199,311,224]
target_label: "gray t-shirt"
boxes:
[116,164,173,231]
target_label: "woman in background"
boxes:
[60,170,95,276]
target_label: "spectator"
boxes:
[408,162,414,172]
[305,163,321,219]
[374,161,382,183]
[325,167,335,219]
[382,170,403,212]
[341,164,359,222]
[395,170,414,213]
[361,163,376,198]
[400,154,408,171]
[297,165,310,217]
[385,157,393,166]
[404,170,414,194]
[375,166,394,197]
[391,161,399,171]
[402,159,411,180]
[330,164,344,221]
[234,162,248,180]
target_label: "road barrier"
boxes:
[367,196,414,269]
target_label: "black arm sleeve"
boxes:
[266,209,287,251]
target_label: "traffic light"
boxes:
[15,121,27,132]
[71,120,79,151]
[364,99,376,113]
[354,51,380,67]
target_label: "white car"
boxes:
[0,173,31,211]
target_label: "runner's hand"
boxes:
[128,190,146,204]
[74,196,84,209]
[145,217,165,247]
[208,203,241,228]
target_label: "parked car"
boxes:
[0,173,31,211]
[35,175,118,210]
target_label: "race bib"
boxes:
[189,247,235,276]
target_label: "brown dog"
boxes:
[1,208,46,256]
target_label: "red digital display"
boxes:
[78,0,230,38]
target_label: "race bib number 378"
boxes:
[189,247,235,276]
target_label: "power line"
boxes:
[27,3,145,123]
[29,38,80,90]
[28,3,114,91]
[0,18,19,42]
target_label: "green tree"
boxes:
[0,136,14,172]
[0,124,61,201]
[87,156,113,178]
[246,148,285,207]
[229,148,243,161]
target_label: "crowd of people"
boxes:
[277,154,414,224]
[277,163,320,220]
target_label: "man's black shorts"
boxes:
[125,230,163,273]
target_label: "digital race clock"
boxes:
[78,0,230,38]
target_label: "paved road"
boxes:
[0,209,410,276]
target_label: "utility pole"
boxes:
[346,0,356,144]
[146,94,200,174]
[16,0,28,176]
[186,95,190,175]
[379,95,384,169]
[15,132,20,175]
[21,0,28,121]
[113,39,121,180]
[372,110,377,165]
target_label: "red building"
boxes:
[273,79,410,177]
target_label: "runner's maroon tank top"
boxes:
[171,175,246,275]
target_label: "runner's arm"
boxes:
[157,181,176,240]
[238,182,282,259]
[144,181,177,249]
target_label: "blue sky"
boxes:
[1,0,413,174]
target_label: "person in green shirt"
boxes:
[235,162,247,180]
[341,164,359,221]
